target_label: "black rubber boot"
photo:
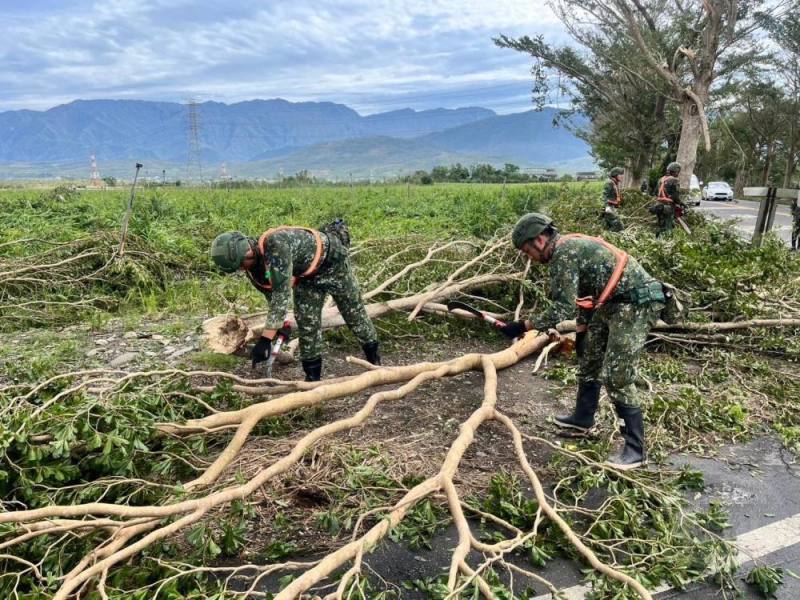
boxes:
[554,381,601,434]
[604,403,647,470]
[362,341,381,366]
[301,356,322,382]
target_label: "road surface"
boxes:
[694,198,795,246]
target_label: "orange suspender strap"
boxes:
[258,227,324,277]
[657,176,674,204]
[247,227,324,292]
[556,234,629,310]
[608,180,622,207]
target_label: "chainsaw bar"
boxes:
[445,300,507,328]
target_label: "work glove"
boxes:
[251,336,271,368]
[498,320,528,339]
[575,330,587,358]
[274,325,292,341]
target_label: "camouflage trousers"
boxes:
[602,206,623,232]
[294,254,377,360]
[578,302,663,407]
[655,204,674,237]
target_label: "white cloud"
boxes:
[0,0,566,113]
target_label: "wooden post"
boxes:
[746,186,797,247]
[746,187,774,247]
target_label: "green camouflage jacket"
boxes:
[603,179,621,206]
[246,228,328,329]
[530,234,659,330]
[657,175,682,205]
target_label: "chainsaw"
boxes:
[264,321,291,378]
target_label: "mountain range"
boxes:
[0,99,594,179]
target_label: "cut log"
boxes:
[202,274,513,354]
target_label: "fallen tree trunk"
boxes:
[0,333,565,599]
[202,273,513,354]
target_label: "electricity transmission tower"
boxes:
[89,155,102,187]
[185,100,203,182]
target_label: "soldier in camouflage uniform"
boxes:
[652,162,686,237]
[210,224,379,381]
[792,197,800,251]
[499,213,666,470]
[601,167,625,232]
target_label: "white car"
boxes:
[702,181,734,201]
[688,174,702,206]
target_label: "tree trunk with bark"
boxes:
[762,140,775,186]
[733,160,750,197]
[784,140,798,188]
[676,98,705,188]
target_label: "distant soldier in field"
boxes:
[210,222,380,381]
[651,162,686,237]
[792,197,800,251]
[602,167,625,232]
[499,213,667,470]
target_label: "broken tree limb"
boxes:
[276,346,651,600]
[201,273,514,354]
[2,332,568,599]
[554,318,800,335]
[407,238,508,321]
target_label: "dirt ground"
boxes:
[206,334,578,565]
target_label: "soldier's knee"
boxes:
[603,364,634,392]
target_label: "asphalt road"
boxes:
[357,437,800,599]
[693,198,795,246]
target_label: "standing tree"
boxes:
[763,8,800,186]
[495,31,673,188]
[500,0,769,187]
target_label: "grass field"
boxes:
[1,182,799,599]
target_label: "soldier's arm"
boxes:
[263,240,294,334]
[530,258,580,331]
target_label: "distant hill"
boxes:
[421,110,590,164]
[0,99,595,179]
[238,136,502,180]
[0,99,496,163]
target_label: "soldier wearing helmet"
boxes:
[501,212,666,470]
[652,162,686,237]
[210,224,379,381]
[601,167,625,232]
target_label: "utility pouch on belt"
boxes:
[625,281,667,306]
[660,282,687,324]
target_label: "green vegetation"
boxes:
[0,183,798,598]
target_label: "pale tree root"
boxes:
[1,332,551,598]
[275,353,651,600]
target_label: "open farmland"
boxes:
[1,183,799,599]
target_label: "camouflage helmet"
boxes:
[512,212,554,249]
[210,231,251,273]
[666,162,682,175]
[609,167,624,178]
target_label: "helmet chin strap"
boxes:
[246,237,271,280]
[541,231,559,262]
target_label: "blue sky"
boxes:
[0,0,566,115]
